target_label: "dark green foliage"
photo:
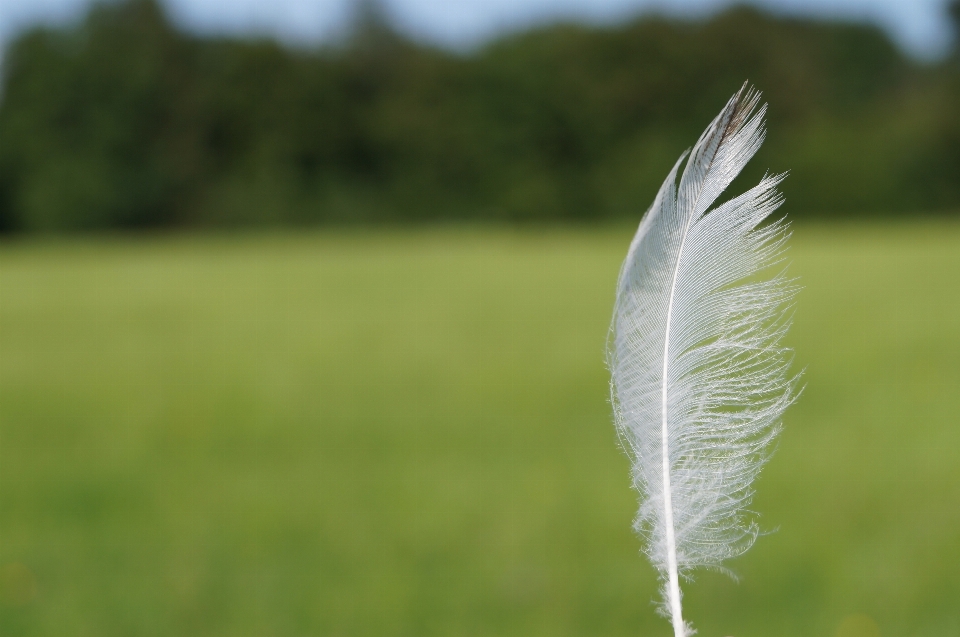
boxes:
[0,0,958,231]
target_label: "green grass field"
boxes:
[1,221,959,637]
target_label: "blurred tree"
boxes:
[950,0,960,62]
[347,0,404,53]
[0,0,188,230]
[0,0,957,232]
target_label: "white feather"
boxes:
[608,84,799,637]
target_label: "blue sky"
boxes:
[1,0,956,59]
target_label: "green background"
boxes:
[2,220,958,636]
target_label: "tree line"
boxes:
[0,0,958,232]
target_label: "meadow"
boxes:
[1,220,958,636]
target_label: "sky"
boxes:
[1,0,956,60]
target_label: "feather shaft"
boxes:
[661,194,692,637]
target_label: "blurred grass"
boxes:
[1,220,959,637]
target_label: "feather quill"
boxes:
[608,84,799,637]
